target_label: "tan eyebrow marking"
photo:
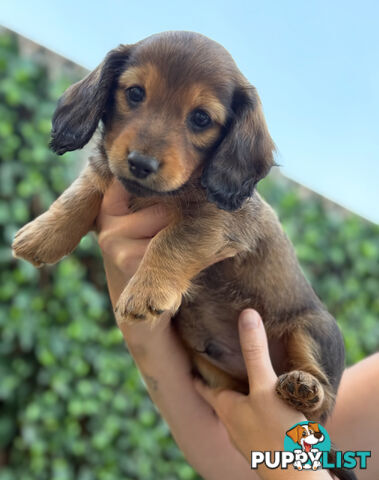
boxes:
[185,85,227,125]
[118,63,161,91]
[190,127,222,150]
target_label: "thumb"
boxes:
[238,309,277,392]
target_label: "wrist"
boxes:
[120,313,174,362]
[103,257,130,307]
[258,467,333,480]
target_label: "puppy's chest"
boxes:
[173,254,290,379]
[178,254,263,338]
[188,255,258,306]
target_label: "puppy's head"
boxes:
[50,31,275,209]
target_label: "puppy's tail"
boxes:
[328,447,358,480]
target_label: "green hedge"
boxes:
[0,31,378,480]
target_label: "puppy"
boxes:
[13,32,345,428]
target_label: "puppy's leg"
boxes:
[12,155,113,266]
[275,317,344,422]
[115,213,238,324]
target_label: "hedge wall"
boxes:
[0,30,378,480]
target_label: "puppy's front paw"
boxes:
[276,370,324,416]
[12,211,82,267]
[115,274,182,325]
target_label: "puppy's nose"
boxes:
[128,151,159,179]
[314,432,323,439]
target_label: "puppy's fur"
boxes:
[13,32,345,428]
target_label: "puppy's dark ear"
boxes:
[201,84,275,211]
[50,45,132,155]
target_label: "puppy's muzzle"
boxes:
[128,151,160,179]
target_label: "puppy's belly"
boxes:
[174,297,247,380]
[172,277,287,386]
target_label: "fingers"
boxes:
[109,238,150,275]
[238,309,277,391]
[98,179,171,236]
[120,203,171,239]
[98,204,171,256]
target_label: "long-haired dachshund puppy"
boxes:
[13,31,349,475]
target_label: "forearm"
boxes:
[130,336,335,480]
[325,353,379,479]
[139,342,332,479]
[127,321,257,479]
[105,257,334,480]
[104,259,255,479]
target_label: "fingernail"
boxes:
[240,310,260,329]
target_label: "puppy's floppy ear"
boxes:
[50,45,132,155]
[201,84,275,211]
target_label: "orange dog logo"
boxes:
[286,422,325,470]
[286,422,325,453]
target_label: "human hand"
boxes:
[96,181,259,479]
[96,185,333,479]
[96,179,171,306]
[195,309,333,479]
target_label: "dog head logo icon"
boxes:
[284,421,331,470]
[286,422,325,453]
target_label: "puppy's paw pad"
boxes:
[276,370,324,413]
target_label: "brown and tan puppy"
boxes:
[12,32,345,431]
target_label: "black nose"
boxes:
[128,151,159,179]
[314,432,323,439]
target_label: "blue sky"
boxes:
[1,0,378,222]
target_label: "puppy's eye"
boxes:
[126,86,145,105]
[189,109,212,131]
[302,431,307,436]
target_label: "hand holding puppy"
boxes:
[96,183,337,480]
[195,309,333,480]
[195,309,305,458]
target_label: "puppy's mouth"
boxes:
[118,177,189,197]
